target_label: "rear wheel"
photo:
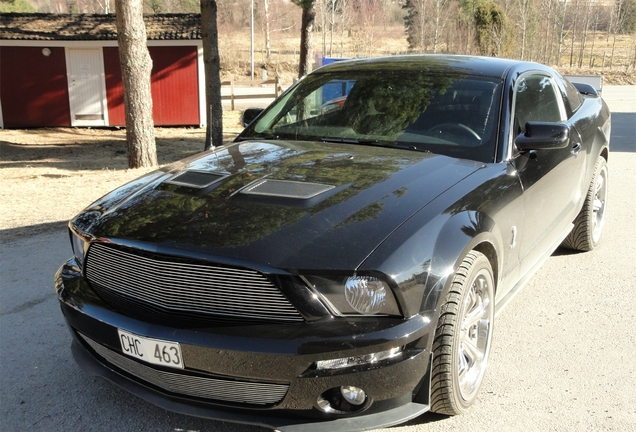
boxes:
[430,250,494,415]
[562,157,608,251]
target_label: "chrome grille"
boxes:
[85,243,303,323]
[79,333,288,405]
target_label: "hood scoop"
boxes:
[164,170,227,189]
[241,179,335,199]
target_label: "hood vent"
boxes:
[242,179,335,199]
[164,170,227,189]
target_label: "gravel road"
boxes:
[1,86,634,432]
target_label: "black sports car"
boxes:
[56,55,610,431]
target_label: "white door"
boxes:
[66,48,109,126]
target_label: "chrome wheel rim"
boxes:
[458,270,492,401]
[592,165,608,244]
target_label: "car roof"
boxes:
[314,54,525,80]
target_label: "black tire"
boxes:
[430,250,495,415]
[562,157,608,252]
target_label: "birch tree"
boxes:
[403,0,430,52]
[577,0,593,67]
[263,0,272,62]
[432,0,450,53]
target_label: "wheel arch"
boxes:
[412,216,500,412]
[422,210,503,317]
[472,241,499,294]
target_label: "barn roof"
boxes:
[0,13,201,41]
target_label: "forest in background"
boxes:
[2,0,635,84]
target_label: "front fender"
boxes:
[359,207,504,321]
[359,162,520,323]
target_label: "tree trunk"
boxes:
[589,9,598,67]
[556,0,567,66]
[330,0,335,57]
[569,0,580,67]
[519,0,528,60]
[264,0,272,63]
[115,0,157,169]
[339,0,348,56]
[367,13,375,57]
[420,0,426,53]
[320,0,326,57]
[433,0,441,53]
[201,0,223,151]
[578,0,592,68]
[546,0,557,64]
[298,3,316,77]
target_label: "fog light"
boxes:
[340,386,366,406]
[317,386,370,414]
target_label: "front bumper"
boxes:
[56,259,434,431]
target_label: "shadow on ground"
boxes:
[0,221,69,243]
[0,128,240,172]
[610,113,635,153]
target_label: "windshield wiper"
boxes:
[319,137,360,144]
[392,143,431,153]
[321,137,430,153]
[236,134,280,142]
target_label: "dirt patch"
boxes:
[0,111,244,241]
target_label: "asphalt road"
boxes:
[1,87,634,432]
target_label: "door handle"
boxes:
[571,142,582,154]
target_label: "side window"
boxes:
[514,75,565,134]
[560,76,584,113]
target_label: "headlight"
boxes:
[303,275,401,316]
[345,276,390,314]
[69,227,91,268]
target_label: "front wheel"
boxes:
[430,250,495,415]
[562,156,608,251]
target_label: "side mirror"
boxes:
[515,122,570,151]
[242,108,264,127]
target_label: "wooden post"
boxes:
[275,76,280,97]
[230,77,235,111]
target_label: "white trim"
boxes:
[197,46,206,127]
[148,40,201,47]
[0,40,201,48]
[0,94,4,129]
[65,47,109,127]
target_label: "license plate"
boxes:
[117,329,184,369]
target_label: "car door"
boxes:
[512,73,587,275]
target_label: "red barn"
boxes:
[0,13,205,128]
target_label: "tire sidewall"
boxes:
[590,159,608,248]
[450,253,495,410]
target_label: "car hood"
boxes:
[73,140,483,271]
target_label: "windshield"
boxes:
[240,70,503,163]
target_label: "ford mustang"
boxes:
[56,55,610,431]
